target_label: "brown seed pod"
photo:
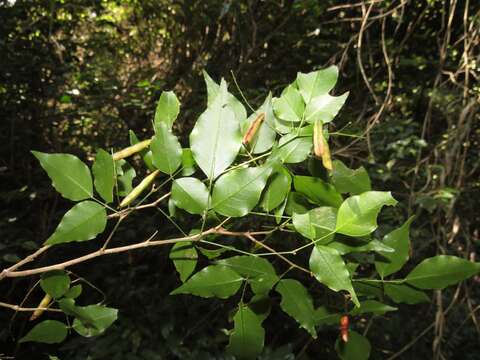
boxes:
[340,315,349,342]
[313,119,332,170]
[242,112,265,145]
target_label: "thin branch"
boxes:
[0,301,62,313]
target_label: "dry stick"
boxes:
[0,302,62,313]
[0,245,51,280]
[1,229,215,279]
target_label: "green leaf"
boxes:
[335,331,371,360]
[304,92,349,123]
[276,133,312,164]
[212,165,272,217]
[260,167,291,212]
[171,177,209,215]
[45,201,107,245]
[328,238,394,255]
[331,160,371,195]
[64,284,83,299]
[273,85,305,122]
[115,160,136,196]
[198,246,228,260]
[375,217,414,278]
[92,149,115,203]
[309,245,359,306]
[217,256,278,295]
[350,300,397,316]
[40,270,70,298]
[151,122,182,175]
[72,304,118,337]
[241,94,277,154]
[336,191,398,237]
[314,307,341,326]
[296,66,339,103]
[190,80,242,179]
[227,304,265,360]
[293,175,343,208]
[276,279,317,338]
[170,265,243,299]
[181,148,196,176]
[292,207,337,244]
[169,242,198,282]
[154,91,180,129]
[405,255,480,289]
[19,320,68,344]
[203,72,247,123]
[285,192,310,215]
[32,151,93,201]
[384,284,430,304]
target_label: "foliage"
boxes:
[2,68,479,360]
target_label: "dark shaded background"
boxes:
[0,0,479,359]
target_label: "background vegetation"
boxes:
[1,0,479,359]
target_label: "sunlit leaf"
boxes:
[273,85,305,123]
[292,207,337,244]
[336,191,398,237]
[154,91,180,129]
[212,165,272,217]
[45,201,107,245]
[309,245,359,306]
[92,149,115,203]
[151,122,182,175]
[190,80,242,179]
[171,177,209,215]
[331,160,371,195]
[32,151,93,201]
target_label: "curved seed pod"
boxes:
[313,119,325,158]
[119,169,160,207]
[112,139,152,161]
[340,315,349,342]
[242,112,265,145]
[313,119,332,171]
[29,293,52,321]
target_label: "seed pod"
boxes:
[242,112,265,145]
[313,119,332,171]
[340,315,349,342]
[112,139,152,161]
[29,293,52,321]
[119,169,160,207]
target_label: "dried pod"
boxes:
[313,119,332,170]
[242,112,265,145]
[113,139,152,161]
[29,293,52,321]
[340,315,349,342]
[119,169,160,207]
